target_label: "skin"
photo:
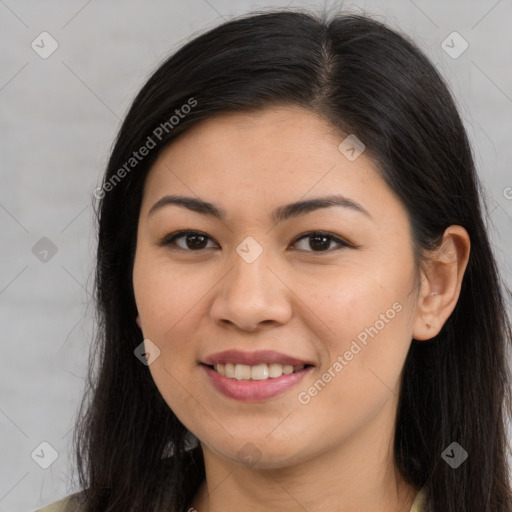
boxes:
[132,106,470,512]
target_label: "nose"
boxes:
[209,248,293,332]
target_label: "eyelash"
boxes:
[157,230,351,254]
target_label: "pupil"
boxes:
[188,234,207,249]
[310,235,329,251]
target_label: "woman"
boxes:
[36,8,512,512]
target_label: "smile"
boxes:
[201,363,314,402]
[210,362,307,380]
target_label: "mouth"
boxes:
[200,349,316,402]
[200,362,315,403]
[203,362,313,381]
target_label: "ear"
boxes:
[413,225,471,341]
[136,314,142,329]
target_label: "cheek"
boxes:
[133,249,207,341]
[291,293,411,449]
[132,250,213,416]
[300,263,413,400]
[296,260,411,348]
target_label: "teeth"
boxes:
[269,363,284,378]
[225,363,235,378]
[234,364,251,380]
[213,363,306,380]
[251,364,268,380]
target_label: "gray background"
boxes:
[1,0,511,510]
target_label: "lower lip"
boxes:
[201,364,313,402]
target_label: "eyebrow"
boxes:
[148,194,372,223]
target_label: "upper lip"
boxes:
[202,349,314,367]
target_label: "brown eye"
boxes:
[292,232,350,253]
[158,230,217,251]
[157,230,350,254]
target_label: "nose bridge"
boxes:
[229,234,275,300]
[210,234,291,329]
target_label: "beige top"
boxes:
[35,486,427,511]
[34,494,74,512]
[410,486,427,511]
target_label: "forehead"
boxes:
[169,106,344,154]
[146,107,374,183]
[140,106,405,227]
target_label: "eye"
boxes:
[292,231,350,252]
[157,230,351,253]
[157,230,218,251]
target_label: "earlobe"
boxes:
[136,314,142,329]
[412,226,470,341]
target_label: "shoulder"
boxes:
[34,491,86,512]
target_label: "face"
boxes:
[132,106,420,469]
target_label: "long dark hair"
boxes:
[71,8,512,512]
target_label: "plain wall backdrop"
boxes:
[1,0,511,510]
